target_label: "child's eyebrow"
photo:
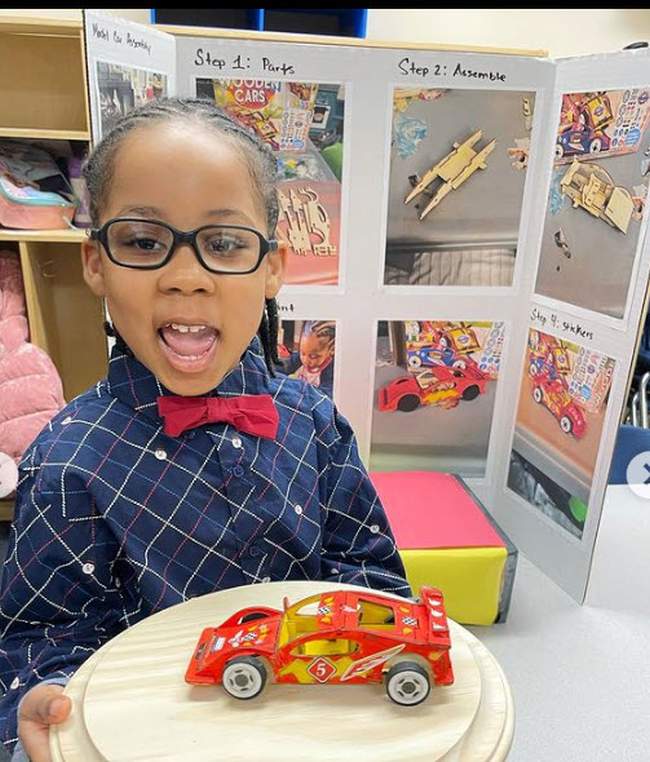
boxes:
[115,206,256,226]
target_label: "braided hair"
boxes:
[83,96,280,374]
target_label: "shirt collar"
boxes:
[107,335,272,426]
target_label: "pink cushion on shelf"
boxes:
[370,471,505,550]
[0,250,65,464]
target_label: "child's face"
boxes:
[82,121,285,396]
[299,333,333,373]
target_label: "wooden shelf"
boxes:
[0,500,14,523]
[0,15,82,36]
[0,127,90,141]
[0,228,88,243]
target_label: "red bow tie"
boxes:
[157,394,279,439]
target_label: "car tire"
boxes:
[397,394,421,412]
[533,386,543,404]
[529,362,539,377]
[555,143,564,159]
[408,355,422,369]
[462,384,480,401]
[222,656,267,700]
[385,661,431,706]
[560,415,573,434]
[589,137,602,153]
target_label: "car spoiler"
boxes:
[419,586,451,643]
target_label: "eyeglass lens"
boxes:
[106,220,262,272]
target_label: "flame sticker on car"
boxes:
[340,643,406,682]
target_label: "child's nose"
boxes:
[156,244,215,294]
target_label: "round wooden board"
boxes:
[50,581,514,761]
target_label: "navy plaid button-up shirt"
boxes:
[0,336,409,750]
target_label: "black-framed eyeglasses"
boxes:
[89,218,278,274]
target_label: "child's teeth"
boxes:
[168,323,207,334]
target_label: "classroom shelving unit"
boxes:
[0,16,108,520]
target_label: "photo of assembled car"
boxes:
[560,158,634,234]
[532,375,587,439]
[377,364,488,413]
[186,586,454,707]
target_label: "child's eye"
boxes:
[203,234,242,255]
[127,236,167,252]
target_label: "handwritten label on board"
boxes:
[90,22,152,55]
[530,306,594,342]
[194,49,296,76]
[397,56,506,82]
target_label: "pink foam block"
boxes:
[370,471,505,550]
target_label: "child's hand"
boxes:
[18,683,71,762]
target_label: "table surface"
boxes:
[467,484,650,762]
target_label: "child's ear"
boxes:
[81,239,106,297]
[264,240,287,299]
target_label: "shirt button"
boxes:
[83,562,95,575]
[370,524,380,534]
[10,677,19,690]
[331,568,340,575]
[232,436,243,449]
[249,545,262,558]
[261,576,271,584]
[232,465,245,477]
[154,448,167,460]
[294,504,303,515]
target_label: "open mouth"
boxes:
[158,322,219,373]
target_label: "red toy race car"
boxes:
[532,375,586,438]
[377,364,488,413]
[186,586,454,706]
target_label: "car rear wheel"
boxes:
[589,137,602,153]
[533,386,543,404]
[408,355,422,368]
[385,661,431,706]
[462,384,480,401]
[397,394,421,412]
[555,143,564,158]
[560,415,573,434]
[222,656,267,700]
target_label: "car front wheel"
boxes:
[222,656,267,700]
[560,415,573,434]
[385,661,431,706]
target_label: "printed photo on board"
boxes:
[507,328,615,538]
[384,88,534,287]
[196,78,345,286]
[371,320,505,475]
[96,61,167,136]
[276,320,336,399]
[535,88,650,318]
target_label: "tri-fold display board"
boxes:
[84,11,650,603]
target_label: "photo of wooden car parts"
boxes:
[404,130,497,220]
[278,186,337,257]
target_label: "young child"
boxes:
[284,320,336,397]
[0,98,410,761]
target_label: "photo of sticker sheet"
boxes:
[477,322,506,379]
[611,88,650,151]
[567,349,615,413]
